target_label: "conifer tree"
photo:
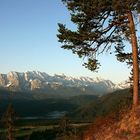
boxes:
[2,104,15,140]
[57,0,140,108]
[56,113,75,140]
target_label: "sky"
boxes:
[0,0,138,83]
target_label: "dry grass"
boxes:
[83,106,140,140]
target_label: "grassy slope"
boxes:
[84,105,140,140]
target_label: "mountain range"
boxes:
[0,71,129,96]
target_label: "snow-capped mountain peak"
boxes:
[0,71,129,93]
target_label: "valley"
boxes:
[0,88,132,140]
[0,71,131,140]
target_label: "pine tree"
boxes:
[57,0,140,108]
[56,113,76,140]
[2,104,15,140]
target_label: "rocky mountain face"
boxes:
[0,71,129,94]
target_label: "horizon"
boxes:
[0,0,138,83]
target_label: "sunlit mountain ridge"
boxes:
[0,71,129,95]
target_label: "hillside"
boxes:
[74,89,132,120]
[84,106,140,140]
[0,88,132,121]
[0,88,98,118]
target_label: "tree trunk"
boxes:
[127,11,139,108]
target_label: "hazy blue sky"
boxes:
[0,0,138,83]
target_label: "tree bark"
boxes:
[127,11,139,108]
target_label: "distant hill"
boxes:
[0,92,98,118]
[0,88,132,120]
[74,88,132,120]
